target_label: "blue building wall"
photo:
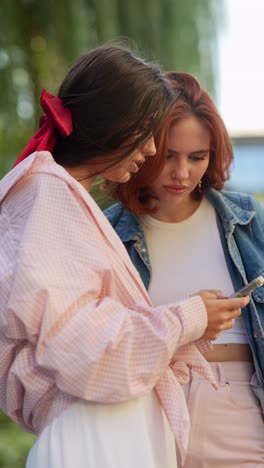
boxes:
[226,136,264,193]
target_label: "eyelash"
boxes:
[167,154,208,161]
[190,155,207,161]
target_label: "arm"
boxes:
[2,173,208,406]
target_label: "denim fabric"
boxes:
[104,189,264,410]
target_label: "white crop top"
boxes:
[142,197,248,344]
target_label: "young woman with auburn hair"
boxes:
[105,72,264,467]
[0,48,247,468]
[110,71,234,213]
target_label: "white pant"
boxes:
[26,391,177,468]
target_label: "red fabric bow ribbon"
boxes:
[13,90,73,167]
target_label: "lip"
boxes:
[163,185,188,194]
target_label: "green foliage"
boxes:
[0,411,36,468]
[254,193,264,204]
[0,0,224,176]
[90,178,114,209]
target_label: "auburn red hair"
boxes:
[109,72,234,214]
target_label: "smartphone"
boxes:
[229,275,264,298]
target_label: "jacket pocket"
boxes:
[252,284,264,302]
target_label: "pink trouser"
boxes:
[181,361,264,468]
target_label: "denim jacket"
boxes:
[104,188,264,411]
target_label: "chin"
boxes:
[116,173,131,183]
[104,170,131,184]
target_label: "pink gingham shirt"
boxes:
[0,152,216,463]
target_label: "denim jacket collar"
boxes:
[113,208,143,242]
[205,189,256,232]
[111,188,256,241]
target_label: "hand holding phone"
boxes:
[229,275,264,298]
[197,290,249,340]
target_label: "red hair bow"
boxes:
[13,90,73,167]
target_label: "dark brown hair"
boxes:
[53,44,175,172]
[110,71,234,214]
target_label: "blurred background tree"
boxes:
[0,0,224,176]
[0,0,225,466]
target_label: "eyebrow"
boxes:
[167,149,210,155]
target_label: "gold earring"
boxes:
[198,180,202,189]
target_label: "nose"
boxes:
[172,160,189,180]
[141,135,156,157]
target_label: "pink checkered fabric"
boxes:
[0,152,217,462]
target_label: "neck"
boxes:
[150,197,202,223]
[64,166,96,191]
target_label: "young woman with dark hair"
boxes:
[105,72,264,467]
[0,50,248,468]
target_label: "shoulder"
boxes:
[221,190,264,213]
[207,189,264,227]
[0,151,74,202]
[104,203,142,241]
[208,188,263,212]
[104,202,131,227]
[2,158,97,239]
